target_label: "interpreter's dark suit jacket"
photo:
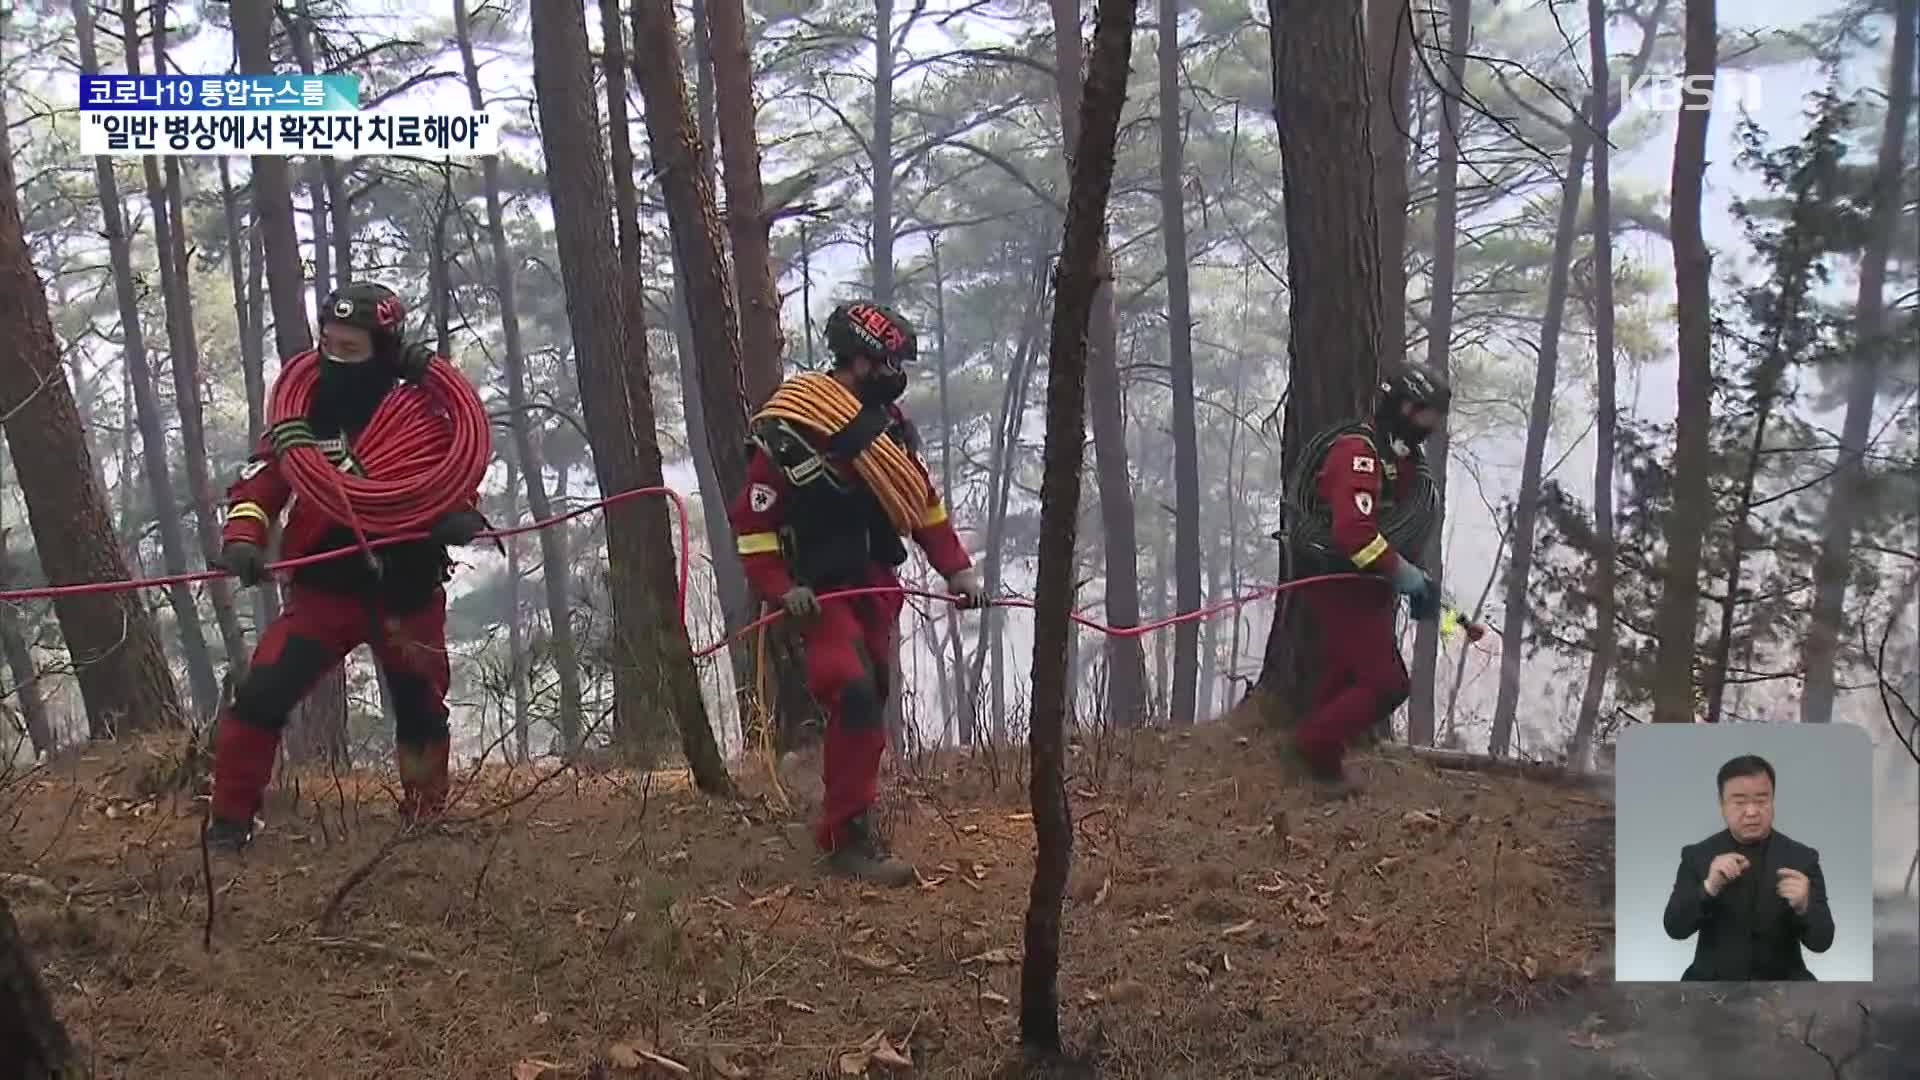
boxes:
[1661,828,1834,981]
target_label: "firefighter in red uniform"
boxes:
[729,300,984,886]
[1287,366,1479,799]
[206,282,490,852]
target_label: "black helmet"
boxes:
[1380,365,1452,413]
[1375,364,1451,448]
[825,300,917,368]
[320,281,409,359]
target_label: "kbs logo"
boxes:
[1622,71,1763,115]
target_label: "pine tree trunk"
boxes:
[707,0,784,403]
[1800,0,1915,724]
[1049,0,1147,731]
[1158,0,1203,727]
[1649,0,1717,725]
[218,160,282,638]
[1023,0,1137,1048]
[871,0,896,305]
[0,115,183,737]
[1407,0,1470,748]
[456,0,585,752]
[530,0,731,791]
[1487,138,1589,756]
[1488,4,1665,753]
[600,0,699,755]
[0,447,55,754]
[930,234,974,743]
[74,0,221,722]
[634,0,817,756]
[124,2,248,671]
[502,453,531,762]
[1367,0,1414,368]
[1570,0,1619,770]
[1251,0,1382,720]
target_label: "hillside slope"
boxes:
[2,723,1613,1078]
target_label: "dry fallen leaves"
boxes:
[838,1030,913,1075]
[841,948,911,975]
[608,1032,692,1076]
[706,1048,751,1079]
[512,1060,561,1080]
[1092,876,1111,908]
[1566,1029,1615,1051]
[1221,919,1257,938]
[979,989,1011,1007]
[963,946,1020,966]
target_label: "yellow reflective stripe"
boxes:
[737,532,781,556]
[1351,534,1389,569]
[227,502,269,525]
[921,499,949,528]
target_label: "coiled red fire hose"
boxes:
[266,350,492,556]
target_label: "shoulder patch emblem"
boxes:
[749,483,777,513]
[1354,491,1374,516]
[239,459,268,481]
[1350,454,1375,473]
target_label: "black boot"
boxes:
[825,812,915,887]
[205,815,254,854]
[1282,739,1361,803]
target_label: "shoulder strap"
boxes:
[751,417,842,490]
[825,404,895,460]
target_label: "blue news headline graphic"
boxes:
[80,75,360,112]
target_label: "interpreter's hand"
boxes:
[781,585,821,622]
[1776,868,1811,914]
[429,509,490,547]
[946,567,987,610]
[217,541,268,587]
[396,340,437,384]
[1704,851,1750,897]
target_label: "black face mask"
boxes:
[859,366,908,405]
[1375,400,1435,453]
[310,355,396,437]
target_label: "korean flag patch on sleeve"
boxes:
[749,483,778,513]
[1350,454,1375,474]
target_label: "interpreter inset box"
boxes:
[1613,722,1874,982]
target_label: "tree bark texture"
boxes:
[529,0,731,790]
[0,448,55,754]
[457,0,585,752]
[707,0,785,403]
[1649,0,1718,725]
[1158,0,1203,726]
[871,0,896,305]
[1367,0,1415,367]
[1570,0,1620,771]
[634,0,815,752]
[1406,0,1470,748]
[73,0,221,722]
[1252,0,1382,719]
[1049,0,1147,731]
[0,113,183,738]
[1022,0,1137,1051]
[1800,0,1915,724]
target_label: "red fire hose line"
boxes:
[0,354,1494,660]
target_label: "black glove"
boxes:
[781,585,821,622]
[217,541,267,587]
[395,341,437,384]
[428,509,490,547]
[1408,587,1442,623]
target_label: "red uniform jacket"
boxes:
[222,431,481,605]
[727,406,971,600]
[1316,432,1419,577]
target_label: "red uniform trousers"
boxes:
[803,563,905,851]
[1293,578,1408,772]
[210,584,453,823]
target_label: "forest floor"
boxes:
[3,716,1621,1079]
